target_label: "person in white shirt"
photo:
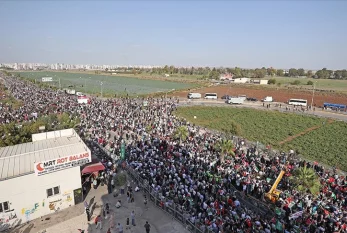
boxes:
[116,200,121,208]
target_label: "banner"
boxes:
[34,152,91,176]
[289,210,303,220]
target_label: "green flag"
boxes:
[121,143,125,160]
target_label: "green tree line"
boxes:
[108,66,347,80]
[0,113,80,147]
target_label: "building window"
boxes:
[47,186,60,197]
[0,201,10,213]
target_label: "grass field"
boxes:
[271,76,347,92]
[12,71,195,96]
[175,106,347,171]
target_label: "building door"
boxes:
[73,188,83,205]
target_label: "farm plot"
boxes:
[281,121,347,171]
[13,71,194,96]
[175,106,347,171]
[175,106,326,146]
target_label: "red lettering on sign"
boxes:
[69,153,89,161]
[56,157,68,164]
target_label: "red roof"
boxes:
[81,162,105,174]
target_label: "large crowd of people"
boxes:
[1,74,346,233]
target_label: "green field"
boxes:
[271,76,347,92]
[12,71,195,96]
[175,106,347,171]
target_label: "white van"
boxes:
[204,93,218,100]
[262,96,273,102]
[187,93,202,99]
[76,92,84,97]
[227,97,244,104]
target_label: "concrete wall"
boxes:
[0,166,81,231]
[32,129,76,142]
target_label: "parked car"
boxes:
[246,97,257,101]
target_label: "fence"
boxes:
[125,167,274,233]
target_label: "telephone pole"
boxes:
[310,81,316,110]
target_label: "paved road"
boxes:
[9,171,189,233]
[177,99,347,122]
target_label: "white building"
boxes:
[0,129,91,231]
[232,78,250,83]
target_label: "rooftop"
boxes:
[0,129,89,180]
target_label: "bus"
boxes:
[288,99,307,107]
[204,93,218,100]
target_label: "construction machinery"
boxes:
[265,168,287,203]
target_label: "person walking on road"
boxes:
[95,215,102,229]
[130,210,136,226]
[144,221,151,233]
[116,222,123,233]
[144,195,148,210]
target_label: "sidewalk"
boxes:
[9,171,189,233]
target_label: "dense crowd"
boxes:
[1,74,346,233]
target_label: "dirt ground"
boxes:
[172,85,347,107]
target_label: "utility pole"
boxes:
[84,79,87,93]
[100,82,103,98]
[59,78,61,89]
[311,82,316,110]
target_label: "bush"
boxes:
[307,80,314,85]
[291,80,301,85]
[114,173,127,186]
[268,79,276,85]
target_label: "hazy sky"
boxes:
[1,1,346,69]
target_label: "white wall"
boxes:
[32,129,75,142]
[0,166,81,231]
[260,80,269,85]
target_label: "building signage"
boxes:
[42,77,53,82]
[34,152,91,176]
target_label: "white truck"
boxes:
[262,96,273,102]
[187,93,202,99]
[226,97,244,104]
[64,88,76,95]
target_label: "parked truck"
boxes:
[226,96,244,104]
[262,96,273,102]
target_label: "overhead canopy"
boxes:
[81,162,105,174]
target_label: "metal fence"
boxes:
[125,167,274,233]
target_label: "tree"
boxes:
[215,139,235,163]
[172,126,189,145]
[288,68,298,77]
[254,68,266,79]
[297,68,305,76]
[307,80,314,85]
[267,68,276,76]
[290,166,321,195]
[276,69,284,76]
[233,67,242,78]
[306,70,313,78]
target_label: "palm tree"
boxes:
[173,126,189,145]
[215,139,235,163]
[290,166,321,195]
